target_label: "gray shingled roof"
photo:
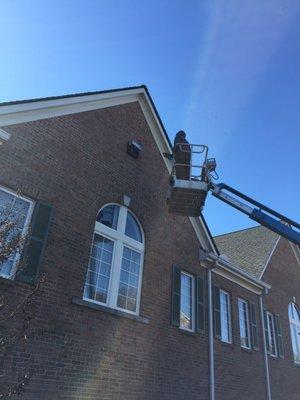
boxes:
[214,225,279,279]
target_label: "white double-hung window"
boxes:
[266,311,278,357]
[180,271,195,331]
[0,186,34,279]
[289,302,300,364]
[83,204,144,315]
[238,298,251,349]
[220,290,232,343]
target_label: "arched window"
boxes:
[83,204,144,315]
[288,302,300,363]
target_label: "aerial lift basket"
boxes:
[167,144,211,217]
[166,139,300,245]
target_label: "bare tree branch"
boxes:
[0,202,44,397]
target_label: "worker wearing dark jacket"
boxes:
[173,130,191,180]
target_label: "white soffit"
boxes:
[0,88,145,126]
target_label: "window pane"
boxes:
[267,313,277,356]
[13,198,30,220]
[0,189,31,278]
[220,291,231,343]
[238,300,250,348]
[84,234,113,304]
[117,247,141,312]
[289,303,300,363]
[97,205,120,230]
[0,190,14,215]
[84,285,96,299]
[291,303,300,322]
[180,273,193,330]
[125,212,142,242]
[0,191,29,227]
[296,325,300,363]
[295,305,300,322]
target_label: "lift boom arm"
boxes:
[210,183,300,245]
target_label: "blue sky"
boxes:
[1,0,299,235]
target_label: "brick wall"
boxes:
[212,273,267,400]
[262,238,300,400]
[0,102,210,399]
[0,100,295,399]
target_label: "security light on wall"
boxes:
[127,140,142,159]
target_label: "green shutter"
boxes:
[274,314,284,358]
[196,276,205,333]
[249,303,259,350]
[171,265,181,327]
[213,285,221,339]
[263,309,270,354]
[17,202,53,284]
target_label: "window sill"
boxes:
[72,297,149,325]
[293,362,300,368]
[269,354,280,360]
[178,327,197,336]
[240,346,254,354]
[219,339,234,348]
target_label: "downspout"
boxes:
[207,268,215,400]
[259,295,272,400]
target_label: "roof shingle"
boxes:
[214,225,279,279]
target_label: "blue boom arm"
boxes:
[210,183,300,246]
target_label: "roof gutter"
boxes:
[203,251,271,293]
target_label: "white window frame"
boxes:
[83,204,145,316]
[179,271,195,332]
[220,289,232,343]
[0,186,34,279]
[0,128,10,144]
[266,311,278,357]
[289,302,300,364]
[238,298,251,349]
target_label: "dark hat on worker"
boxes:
[176,130,186,138]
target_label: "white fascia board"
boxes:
[204,252,271,294]
[259,236,280,280]
[213,267,265,295]
[0,87,173,172]
[137,90,173,171]
[0,89,144,127]
[0,128,10,142]
[289,241,300,267]
[189,217,216,253]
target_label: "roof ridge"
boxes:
[213,224,269,238]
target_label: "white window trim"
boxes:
[238,298,251,349]
[289,303,300,364]
[83,204,145,316]
[179,270,195,333]
[220,289,232,343]
[0,186,34,279]
[0,128,10,144]
[266,311,278,357]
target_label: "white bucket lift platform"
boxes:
[168,180,208,216]
[166,144,212,217]
[165,137,300,245]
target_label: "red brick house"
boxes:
[0,86,299,399]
